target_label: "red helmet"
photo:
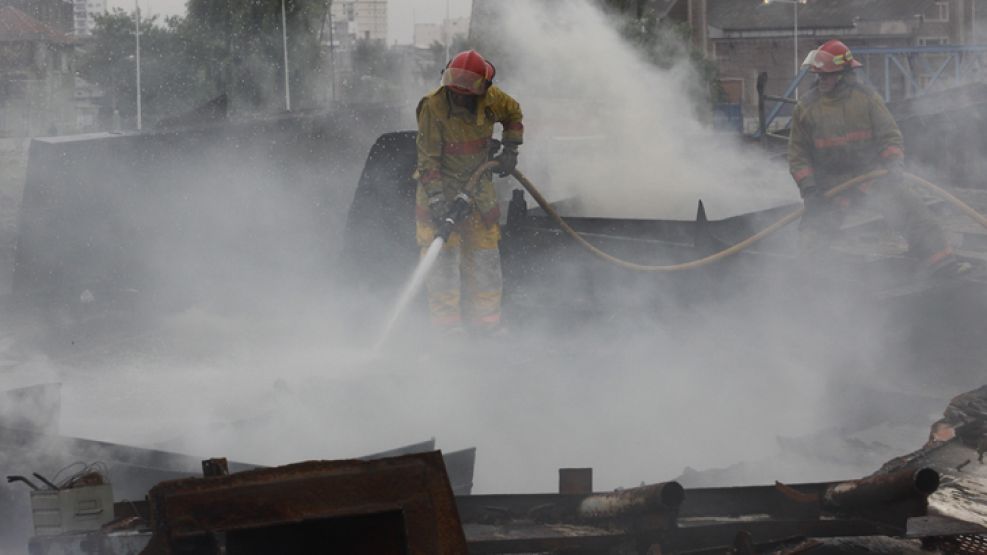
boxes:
[807,39,863,73]
[442,50,495,96]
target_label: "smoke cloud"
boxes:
[487,0,798,221]
[0,0,982,552]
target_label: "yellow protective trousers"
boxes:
[416,188,502,330]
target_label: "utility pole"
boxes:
[225,0,233,96]
[135,0,142,130]
[328,0,336,102]
[282,0,291,111]
[444,0,451,62]
[763,0,805,99]
[793,0,799,96]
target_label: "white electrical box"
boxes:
[30,484,114,536]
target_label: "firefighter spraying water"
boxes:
[414,50,522,337]
[375,49,523,348]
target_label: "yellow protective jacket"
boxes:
[788,76,904,192]
[415,85,524,223]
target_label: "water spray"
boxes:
[374,193,473,351]
[374,159,987,352]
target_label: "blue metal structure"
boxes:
[758,44,987,137]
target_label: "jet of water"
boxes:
[374,237,446,351]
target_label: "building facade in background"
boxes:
[413,17,469,49]
[330,0,387,46]
[0,5,76,137]
[72,0,105,36]
[660,0,987,132]
[0,0,72,33]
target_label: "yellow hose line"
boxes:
[906,171,987,231]
[465,162,987,272]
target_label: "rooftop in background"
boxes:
[0,5,74,43]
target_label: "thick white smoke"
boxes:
[1,1,981,553]
[490,0,799,220]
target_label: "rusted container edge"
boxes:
[822,467,939,511]
[578,481,685,519]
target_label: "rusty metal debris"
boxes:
[142,451,467,555]
[774,481,819,504]
[821,467,940,511]
[559,467,593,494]
[4,399,969,555]
[579,482,685,519]
[10,385,987,554]
[457,468,935,554]
[459,481,684,554]
[9,449,975,555]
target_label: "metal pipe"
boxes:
[6,475,40,491]
[578,482,684,519]
[793,0,798,99]
[822,467,939,511]
[33,472,60,490]
[764,94,797,104]
[281,0,291,112]
[444,0,451,62]
[135,0,142,130]
[327,0,336,102]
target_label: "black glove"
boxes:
[494,142,519,178]
[885,158,905,184]
[487,138,502,159]
[427,191,449,225]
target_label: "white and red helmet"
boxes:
[441,50,495,96]
[804,39,863,73]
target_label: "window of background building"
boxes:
[927,1,949,22]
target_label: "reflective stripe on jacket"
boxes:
[788,76,903,190]
[415,85,523,219]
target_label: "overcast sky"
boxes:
[107,0,473,45]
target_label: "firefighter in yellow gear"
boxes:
[415,50,523,333]
[789,39,958,272]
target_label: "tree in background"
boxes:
[185,0,328,112]
[337,38,402,103]
[78,1,330,127]
[77,10,204,126]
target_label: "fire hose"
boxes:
[465,161,987,272]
